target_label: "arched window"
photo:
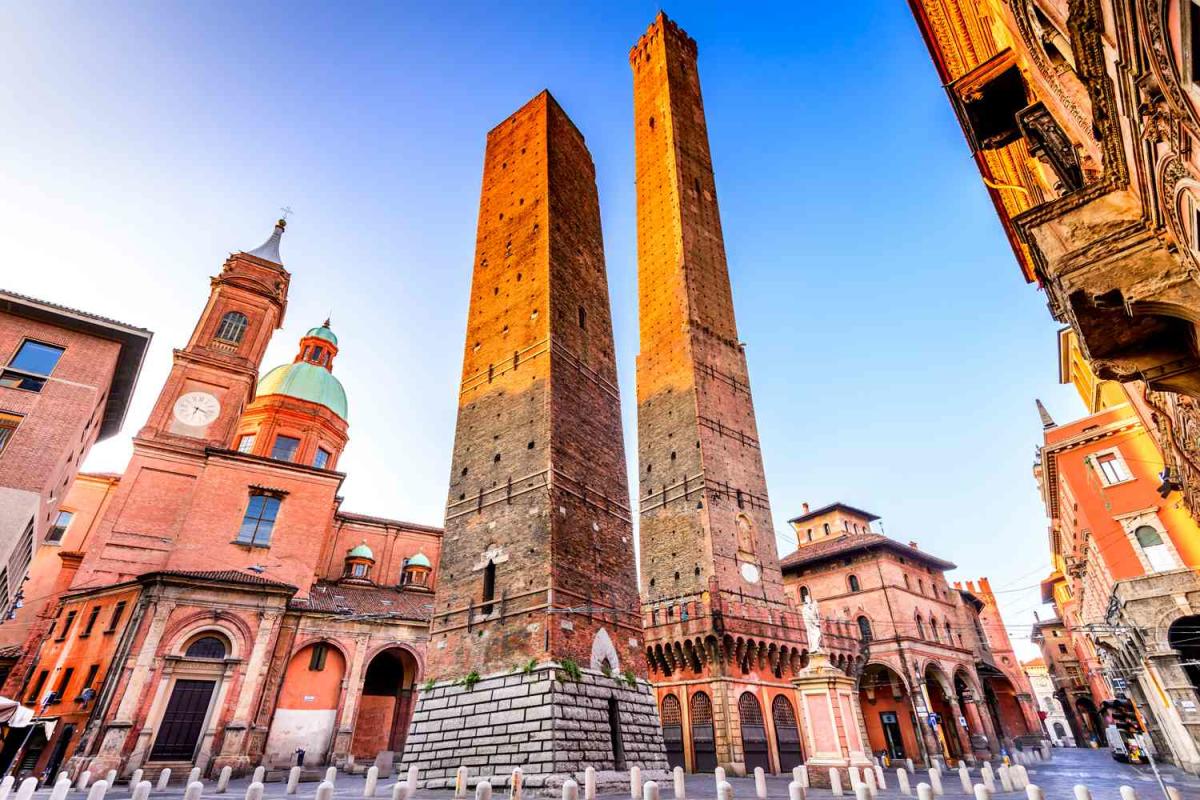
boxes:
[481,560,496,614]
[857,616,872,642]
[1134,525,1176,572]
[799,586,810,602]
[903,574,911,590]
[661,694,681,726]
[185,635,226,659]
[215,311,248,344]
[945,621,953,641]
[930,616,939,641]
[915,615,926,640]
[848,575,861,592]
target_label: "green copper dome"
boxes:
[347,542,375,560]
[306,325,338,346]
[406,552,432,568]
[257,361,348,421]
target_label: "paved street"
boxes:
[14,750,1200,800]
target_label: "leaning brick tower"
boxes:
[401,91,667,790]
[630,14,858,775]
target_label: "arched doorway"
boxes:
[772,695,804,771]
[859,663,919,762]
[738,692,770,774]
[689,691,717,773]
[924,665,961,761]
[150,634,230,763]
[266,642,347,765]
[983,673,1030,742]
[1074,696,1103,746]
[1168,616,1200,704]
[350,647,419,758]
[660,694,685,770]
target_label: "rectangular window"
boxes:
[56,609,77,641]
[313,448,331,469]
[106,600,127,633]
[270,435,301,462]
[237,493,281,546]
[308,643,328,672]
[82,663,100,691]
[80,605,101,637]
[46,510,74,544]
[237,434,256,454]
[1094,451,1133,485]
[1,340,66,392]
[51,667,74,703]
[1058,643,1068,654]
[27,669,49,704]
[0,412,20,456]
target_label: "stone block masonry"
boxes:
[401,666,668,791]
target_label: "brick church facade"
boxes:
[0,221,441,780]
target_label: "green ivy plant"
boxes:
[422,678,436,692]
[622,669,638,688]
[522,658,538,675]
[462,670,481,690]
[600,662,613,678]
[558,658,583,682]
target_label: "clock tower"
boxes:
[139,220,290,449]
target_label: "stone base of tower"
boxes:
[401,664,669,793]
[793,652,873,788]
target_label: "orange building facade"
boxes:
[0,222,441,782]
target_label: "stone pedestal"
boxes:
[401,664,668,793]
[792,653,872,787]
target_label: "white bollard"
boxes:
[717,782,733,800]
[672,767,685,800]
[132,782,152,800]
[1119,787,1137,800]
[855,786,870,800]
[0,776,13,800]
[754,767,767,800]
[788,782,805,800]
[78,771,93,791]
[1073,787,1091,800]
[973,786,991,800]
[285,766,300,795]
[14,778,37,800]
[794,766,808,789]
[714,768,726,795]
[511,767,523,800]
[980,765,995,793]
[874,765,886,790]
[131,771,144,789]
[252,767,265,785]
[906,759,915,773]
[864,769,878,798]
[315,782,333,800]
[958,765,971,795]
[630,766,642,800]
[392,783,407,800]
[86,780,109,800]
[1165,788,1182,800]
[477,782,493,800]
[830,770,843,798]
[897,768,911,796]
[158,770,173,791]
[364,766,379,798]
[407,767,419,800]
[849,766,861,788]
[1013,766,1029,791]
[326,767,338,787]
[929,768,943,797]
[49,778,70,800]
[997,766,1013,794]
[561,781,577,800]
[1026,786,1044,800]
[586,768,597,800]
[218,766,233,794]
[917,783,933,800]
[184,782,203,800]
[246,782,264,800]
[105,771,117,788]
[455,766,469,800]
[643,781,659,800]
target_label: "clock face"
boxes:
[173,391,221,427]
[740,562,761,584]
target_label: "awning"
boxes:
[0,696,35,727]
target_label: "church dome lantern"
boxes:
[343,542,375,584]
[401,552,433,590]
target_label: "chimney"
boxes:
[908,541,918,549]
[802,502,810,514]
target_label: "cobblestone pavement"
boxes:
[16,749,1200,800]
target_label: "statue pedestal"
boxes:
[793,652,872,787]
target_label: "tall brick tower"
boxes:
[631,14,859,775]
[403,91,667,790]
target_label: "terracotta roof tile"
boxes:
[290,581,433,621]
[780,533,956,571]
[153,569,297,590]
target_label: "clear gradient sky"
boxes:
[0,2,1083,656]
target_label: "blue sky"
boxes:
[0,2,1081,653]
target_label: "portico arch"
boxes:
[858,662,919,762]
[350,646,419,758]
[265,641,347,765]
[924,663,963,761]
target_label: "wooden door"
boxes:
[772,695,804,772]
[689,692,717,773]
[661,695,685,770]
[150,679,216,761]
[739,692,771,774]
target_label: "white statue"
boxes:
[802,594,823,652]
